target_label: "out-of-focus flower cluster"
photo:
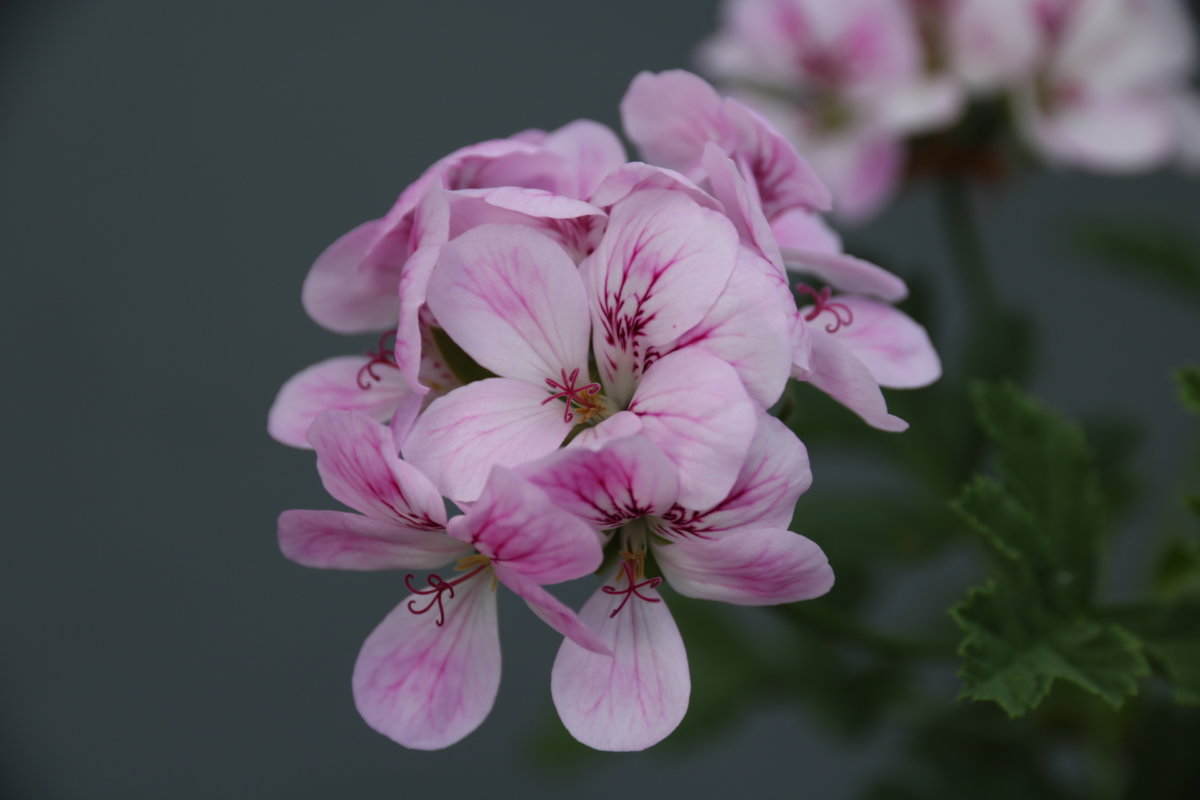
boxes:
[699,0,1200,221]
[269,71,939,751]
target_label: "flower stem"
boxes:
[936,175,997,317]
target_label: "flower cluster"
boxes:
[698,0,1200,220]
[269,71,940,751]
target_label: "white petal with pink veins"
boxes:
[308,410,448,529]
[620,70,727,173]
[805,330,908,432]
[832,297,940,389]
[403,379,574,503]
[353,574,500,750]
[268,356,411,449]
[551,576,689,752]
[672,247,795,408]
[700,143,787,276]
[654,527,833,605]
[541,119,627,200]
[521,436,679,530]
[277,509,467,571]
[582,189,738,405]
[495,565,609,655]
[783,247,908,302]
[394,245,440,395]
[660,415,811,538]
[427,224,590,386]
[447,467,601,584]
[721,97,832,216]
[589,162,721,212]
[629,349,758,510]
[301,219,400,334]
[566,410,643,451]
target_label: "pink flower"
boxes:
[400,189,769,510]
[947,0,1200,171]
[277,409,607,749]
[519,420,832,750]
[695,1,963,220]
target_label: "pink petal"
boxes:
[671,246,795,408]
[551,577,689,752]
[565,410,644,451]
[277,509,466,571]
[520,436,679,530]
[1025,94,1176,172]
[301,220,401,334]
[541,119,627,200]
[700,142,785,274]
[268,356,411,449]
[620,69,727,173]
[660,415,811,537]
[771,207,843,254]
[447,467,602,584]
[832,297,941,389]
[394,245,439,395]
[804,330,908,432]
[402,378,574,503]
[629,348,759,510]
[654,527,833,605]
[588,162,722,212]
[426,224,590,386]
[721,96,833,217]
[352,574,500,750]
[783,246,908,302]
[495,565,609,655]
[308,410,448,529]
[582,189,739,405]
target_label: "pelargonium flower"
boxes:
[695,0,963,220]
[946,0,1200,171]
[619,71,941,430]
[519,419,832,750]
[400,190,773,510]
[277,409,607,749]
[267,121,625,447]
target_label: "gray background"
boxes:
[2,1,1197,798]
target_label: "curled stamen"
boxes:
[541,367,603,424]
[602,559,663,618]
[402,562,488,627]
[796,284,854,333]
[356,329,400,389]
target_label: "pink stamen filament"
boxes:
[403,564,488,627]
[357,329,400,389]
[796,284,854,333]
[602,559,663,618]
[541,367,603,424]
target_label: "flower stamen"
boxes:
[602,558,663,618]
[403,558,490,626]
[356,329,400,389]
[542,367,603,424]
[796,284,854,333]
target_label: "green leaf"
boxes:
[1115,601,1200,706]
[1176,365,1200,415]
[965,383,1106,601]
[952,583,1149,716]
[1073,220,1200,308]
[1153,536,1200,601]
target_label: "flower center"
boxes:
[403,554,491,627]
[357,329,400,389]
[542,367,604,424]
[796,284,854,333]
[602,557,663,618]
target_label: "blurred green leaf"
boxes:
[1113,601,1200,706]
[1154,536,1200,601]
[1176,366,1200,415]
[952,583,1149,716]
[965,382,1105,600]
[1073,221,1200,307]
[949,384,1150,715]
